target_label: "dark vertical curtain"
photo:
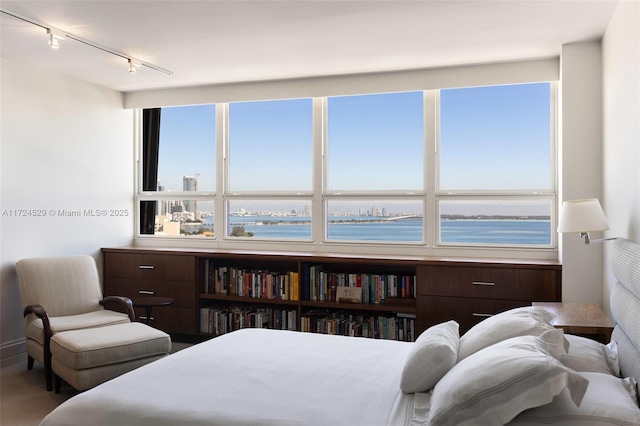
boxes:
[140,108,161,234]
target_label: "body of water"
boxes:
[184,216,551,245]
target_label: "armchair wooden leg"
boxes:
[27,355,34,370]
[54,374,62,394]
[44,354,53,391]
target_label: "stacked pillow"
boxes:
[560,334,620,375]
[400,320,459,394]
[399,306,640,426]
[457,305,561,361]
[430,329,588,426]
[511,372,640,425]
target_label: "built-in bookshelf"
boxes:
[102,247,562,341]
[197,255,418,341]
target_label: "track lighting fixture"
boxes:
[128,59,141,74]
[47,28,65,49]
[1,7,173,76]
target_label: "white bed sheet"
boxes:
[41,328,418,426]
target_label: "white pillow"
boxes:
[511,372,640,425]
[458,306,558,361]
[429,329,588,426]
[400,320,459,393]
[561,334,621,376]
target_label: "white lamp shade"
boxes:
[557,198,610,233]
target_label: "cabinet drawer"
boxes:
[105,278,195,308]
[104,253,195,282]
[419,266,558,301]
[416,295,529,334]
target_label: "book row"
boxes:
[203,261,416,305]
[200,306,297,335]
[203,263,300,301]
[301,311,416,342]
[305,266,416,304]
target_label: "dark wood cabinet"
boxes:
[103,250,197,334]
[102,247,561,340]
[416,263,561,334]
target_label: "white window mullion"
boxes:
[216,103,228,241]
[425,90,438,248]
[314,97,325,243]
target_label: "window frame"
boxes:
[432,82,558,248]
[134,82,558,256]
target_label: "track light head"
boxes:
[128,59,141,74]
[47,28,64,49]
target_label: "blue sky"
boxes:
[229,98,313,192]
[440,82,551,191]
[158,104,216,192]
[155,82,551,216]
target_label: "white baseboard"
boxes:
[1,338,26,368]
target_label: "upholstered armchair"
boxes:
[15,255,135,391]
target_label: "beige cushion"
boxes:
[52,354,167,391]
[27,310,130,345]
[51,322,171,370]
[16,255,105,318]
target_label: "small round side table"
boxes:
[130,296,174,326]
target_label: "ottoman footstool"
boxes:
[50,322,171,393]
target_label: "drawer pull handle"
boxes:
[472,313,493,318]
[138,290,155,295]
[139,316,154,321]
[472,281,495,286]
[139,265,155,270]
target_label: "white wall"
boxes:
[559,42,606,305]
[125,58,558,108]
[602,0,640,316]
[0,57,134,366]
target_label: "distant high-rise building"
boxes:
[157,183,168,215]
[183,175,198,212]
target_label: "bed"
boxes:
[40,238,640,426]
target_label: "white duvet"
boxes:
[41,328,419,426]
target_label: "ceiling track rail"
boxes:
[0,7,173,76]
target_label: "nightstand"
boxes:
[532,302,614,344]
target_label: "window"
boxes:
[139,105,216,237]
[158,105,216,192]
[326,92,424,192]
[226,98,313,240]
[439,199,552,245]
[437,83,554,246]
[325,92,425,243]
[137,82,556,252]
[227,199,312,240]
[326,199,423,242]
[228,99,313,192]
[439,83,551,191]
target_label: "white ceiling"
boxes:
[0,0,620,93]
